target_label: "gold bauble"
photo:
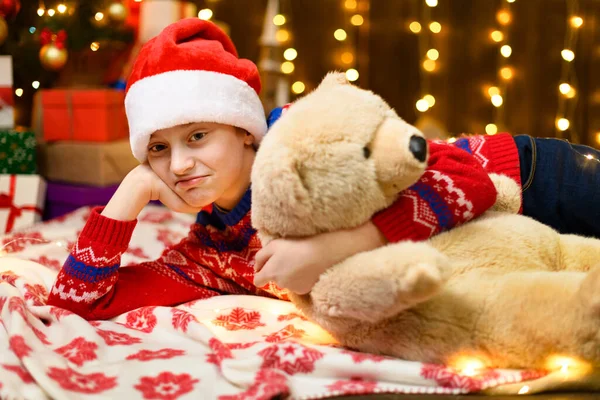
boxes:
[107,2,127,23]
[40,44,68,71]
[0,16,7,46]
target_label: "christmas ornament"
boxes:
[39,28,68,71]
[0,16,8,46]
[0,0,20,19]
[107,1,127,23]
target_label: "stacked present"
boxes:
[35,88,139,221]
[0,56,47,233]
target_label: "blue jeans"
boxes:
[514,135,600,238]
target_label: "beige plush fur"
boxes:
[251,72,600,370]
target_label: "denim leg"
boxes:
[514,135,600,238]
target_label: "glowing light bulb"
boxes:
[447,137,457,143]
[559,83,571,94]
[570,16,583,28]
[562,49,575,62]
[345,0,357,10]
[341,52,354,64]
[47,8,55,16]
[423,94,435,107]
[423,59,436,72]
[556,118,570,131]
[500,67,513,80]
[427,49,439,60]
[276,29,290,42]
[491,94,503,107]
[273,14,286,26]
[32,81,40,89]
[426,0,438,7]
[409,21,422,33]
[585,154,594,160]
[486,124,498,135]
[497,10,511,25]
[491,30,504,42]
[283,48,297,61]
[500,45,512,58]
[95,12,104,21]
[429,21,442,33]
[15,88,23,97]
[334,29,347,41]
[346,68,359,81]
[416,99,429,112]
[518,385,530,395]
[198,8,213,20]
[90,42,100,51]
[488,86,500,97]
[595,132,600,145]
[350,14,363,26]
[281,61,295,74]
[57,4,67,13]
[37,8,45,16]
[292,81,305,94]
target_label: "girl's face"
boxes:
[147,122,255,209]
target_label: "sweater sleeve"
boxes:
[371,140,498,242]
[47,207,222,320]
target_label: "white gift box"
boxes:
[0,56,14,129]
[0,174,46,233]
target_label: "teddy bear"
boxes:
[250,72,600,371]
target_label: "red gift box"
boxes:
[40,89,128,142]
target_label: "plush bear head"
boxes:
[251,72,428,240]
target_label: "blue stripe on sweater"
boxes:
[409,181,454,230]
[454,138,472,154]
[63,255,119,283]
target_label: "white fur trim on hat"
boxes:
[125,69,267,162]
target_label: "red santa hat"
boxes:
[125,18,266,162]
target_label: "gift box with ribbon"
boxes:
[0,130,38,174]
[0,56,14,129]
[39,88,128,142]
[0,175,46,233]
[38,139,139,186]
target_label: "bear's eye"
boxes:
[363,146,371,159]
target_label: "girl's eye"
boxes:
[191,132,206,141]
[149,144,166,153]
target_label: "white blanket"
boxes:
[0,206,591,399]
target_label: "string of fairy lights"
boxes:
[411,0,440,114]
[484,0,515,136]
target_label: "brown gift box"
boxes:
[38,140,139,186]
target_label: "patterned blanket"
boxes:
[0,206,595,399]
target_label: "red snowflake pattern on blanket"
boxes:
[134,371,199,400]
[124,307,158,333]
[55,337,99,366]
[8,297,26,319]
[520,369,548,381]
[32,326,51,345]
[206,338,233,367]
[342,349,387,363]
[140,211,174,224]
[420,363,502,391]
[170,309,197,333]
[0,296,6,310]
[277,312,308,322]
[2,364,34,383]
[126,348,186,361]
[327,377,379,395]
[264,324,305,343]
[96,329,142,346]
[213,308,265,331]
[126,246,151,259]
[47,367,118,394]
[50,306,74,321]
[0,271,18,285]
[29,256,62,271]
[9,335,31,358]
[23,283,48,306]
[226,342,258,350]
[258,342,324,375]
[218,368,289,400]
[2,232,49,253]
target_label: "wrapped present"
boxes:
[39,89,128,142]
[44,181,119,220]
[0,56,14,129]
[0,175,46,233]
[0,130,37,174]
[38,140,139,186]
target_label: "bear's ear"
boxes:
[319,71,350,89]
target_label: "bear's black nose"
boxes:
[409,135,427,163]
